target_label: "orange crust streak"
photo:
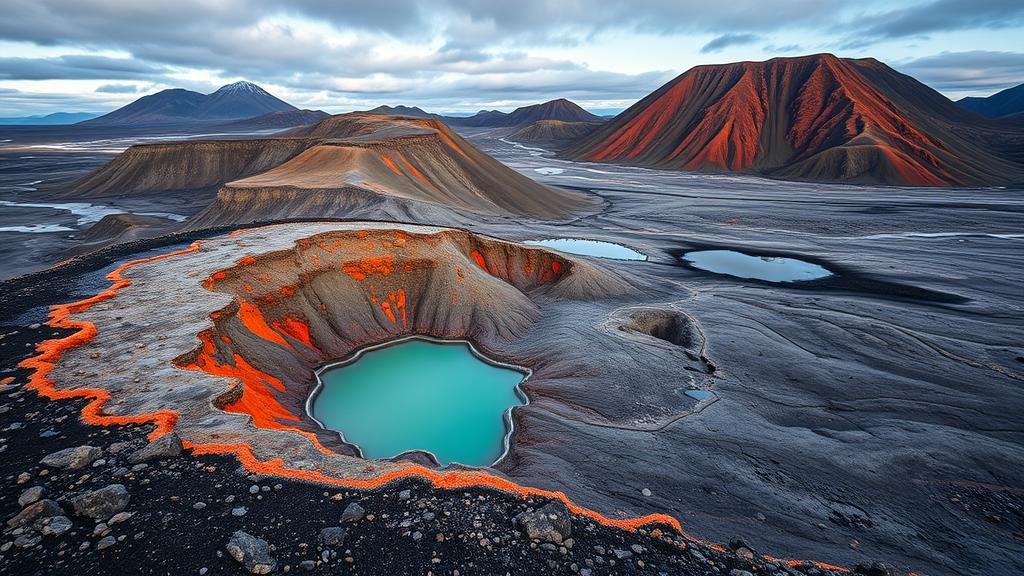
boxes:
[17,241,202,440]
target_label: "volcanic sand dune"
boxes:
[565,53,1024,186]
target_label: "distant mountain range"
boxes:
[447,99,604,127]
[958,83,1024,119]
[0,112,99,125]
[81,81,297,126]
[361,105,440,119]
[359,99,606,129]
[565,54,1024,186]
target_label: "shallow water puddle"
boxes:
[683,249,831,282]
[525,238,647,260]
[533,167,565,175]
[310,339,527,467]
[684,389,713,401]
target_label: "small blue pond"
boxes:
[683,250,831,282]
[526,238,647,261]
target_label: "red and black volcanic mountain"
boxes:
[565,54,1024,186]
[448,99,604,127]
[82,81,297,126]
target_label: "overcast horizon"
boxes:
[0,0,1021,117]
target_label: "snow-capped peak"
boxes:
[213,81,267,95]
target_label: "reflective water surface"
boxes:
[311,339,527,467]
[526,238,647,260]
[683,249,831,282]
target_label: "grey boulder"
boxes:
[71,484,129,520]
[7,498,62,528]
[40,445,102,470]
[340,502,365,524]
[226,530,276,574]
[127,433,182,464]
[514,500,572,544]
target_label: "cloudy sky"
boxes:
[0,0,1022,116]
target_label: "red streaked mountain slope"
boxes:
[565,54,1023,186]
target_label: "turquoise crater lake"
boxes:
[310,339,528,467]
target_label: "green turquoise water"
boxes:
[311,339,527,467]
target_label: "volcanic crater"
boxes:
[26,221,714,530]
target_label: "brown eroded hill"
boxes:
[188,114,588,226]
[565,54,1024,186]
[66,139,313,197]
[67,113,589,225]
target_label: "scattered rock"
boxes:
[40,445,102,470]
[14,534,41,548]
[319,526,347,546]
[399,489,412,501]
[127,433,182,464]
[41,515,73,536]
[641,488,652,497]
[107,441,133,454]
[71,484,130,520]
[232,506,248,517]
[341,502,366,524]
[226,530,277,574]
[109,511,133,524]
[7,498,62,528]
[514,500,572,544]
[17,486,43,507]
[96,536,117,550]
[728,537,756,561]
